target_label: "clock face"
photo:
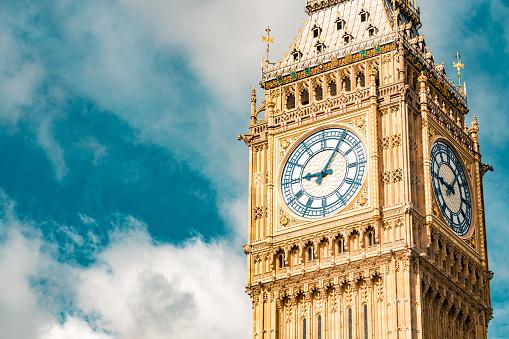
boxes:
[430,141,472,236]
[280,128,367,219]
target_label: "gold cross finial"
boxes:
[262,26,274,69]
[453,52,464,87]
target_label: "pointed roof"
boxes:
[263,0,411,83]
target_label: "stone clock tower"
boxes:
[238,1,493,338]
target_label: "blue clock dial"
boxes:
[280,128,367,219]
[430,141,472,236]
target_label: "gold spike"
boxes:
[453,52,465,87]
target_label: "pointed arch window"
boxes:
[336,17,345,30]
[348,308,353,339]
[315,41,326,54]
[301,89,309,105]
[292,48,303,62]
[286,93,296,109]
[364,304,369,339]
[318,315,322,339]
[314,85,323,101]
[329,81,337,97]
[368,229,376,246]
[343,32,353,44]
[278,253,286,268]
[342,76,351,92]
[312,24,322,38]
[359,8,369,22]
[367,23,378,37]
[307,246,316,261]
[338,238,345,254]
[303,318,307,339]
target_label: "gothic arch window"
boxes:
[367,228,376,246]
[343,32,353,44]
[363,304,369,338]
[329,81,337,97]
[312,24,322,38]
[367,23,378,37]
[359,8,369,22]
[315,41,326,54]
[303,318,307,339]
[348,308,353,339]
[286,93,296,109]
[336,17,345,30]
[301,89,309,105]
[338,238,345,254]
[307,246,316,261]
[314,85,323,101]
[278,253,286,269]
[292,48,303,62]
[342,76,351,92]
[356,72,366,88]
[318,314,322,339]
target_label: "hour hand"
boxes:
[314,169,333,185]
[304,172,322,181]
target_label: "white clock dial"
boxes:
[280,128,367,219]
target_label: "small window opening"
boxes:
[315,41,326,54]
[359,9,369,22]
[369,27,375,37]
[315,86,323,101]
[301,90,309,105]
[342,77,351,92]
[364,304,368,339]
[286,93,295,109]
[312,24,322,38]
[292,49,302,62]
[336,18,345,30]
[344,35,351,44]
[307,246,316,261]
[348,308,353,339]
[368,230,376,246]
[338,239,345,254]
[329,81,337,97]
[278,254,286,268]
[318,315,322,339]
[357,73,366,88]
[303,318,307,339]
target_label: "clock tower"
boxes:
[239,1,493,338]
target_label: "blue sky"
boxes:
[0,0,507,338]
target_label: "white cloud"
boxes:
[0,12,45,124]
[0,194,251,339]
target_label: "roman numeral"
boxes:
[295,190,304,199]
[306,198,313,207]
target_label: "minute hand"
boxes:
[448,171,459,195]
[316,130,346,184]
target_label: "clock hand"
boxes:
[321,130,347,175]
[438,176,452,194]
[303,172,322,181]
[447,171,459,196]
[314,169,332,185]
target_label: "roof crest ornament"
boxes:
[261,26,275,78]
[453,52,465,93]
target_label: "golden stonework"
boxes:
[243,1,492,338]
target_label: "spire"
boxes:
[251,85,256,102]
[470,114,479,138]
